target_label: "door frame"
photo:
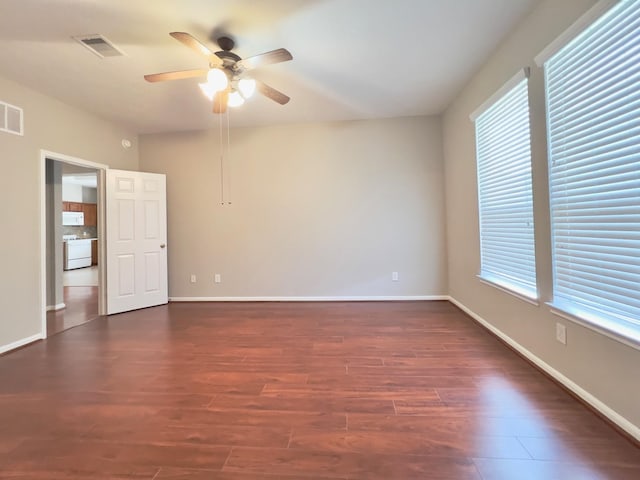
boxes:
[39,149,108,339]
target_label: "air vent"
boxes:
[73,34,124,58]
[0,101,24,136]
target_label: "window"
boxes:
[543,0,640,343]
[471,70,537,300]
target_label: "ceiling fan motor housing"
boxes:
[215,50,242,66]
[217,36,235,51]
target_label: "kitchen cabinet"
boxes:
[91,239,98,266]
[83,203,97,227]
[62,201,83,212]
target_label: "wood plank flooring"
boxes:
[46,286,99,337]
[1,301,639,479]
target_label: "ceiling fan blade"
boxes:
[256,81,290,105]
[213,90,229,114]
[169,32,223,67]
[144,69,208,83]
[237,48,293,71]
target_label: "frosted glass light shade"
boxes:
[206,68,228,91]
[238,78,256,98]
[198,82,216,101]
[228,91,245,107]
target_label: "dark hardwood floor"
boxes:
[1,301,639,479]
[46,286,99,337]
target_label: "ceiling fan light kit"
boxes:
[206,68,228,91]
[228,91,245,107]
[144,32,292,114]
[198,81,217,101]
[238,78,256,99]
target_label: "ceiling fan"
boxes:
[144,32,293,113]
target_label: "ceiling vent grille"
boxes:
[0,101,24,136]
[73,34,124,58]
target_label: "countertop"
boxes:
[63,237,98,242]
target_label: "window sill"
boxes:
[477,275,539,306]
[548,303,640,352]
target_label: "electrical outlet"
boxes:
[392,272,399,281]
[556,323,567,345]
[190,274,196,284]
[214,274,221,283]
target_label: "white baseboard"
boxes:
[46,303,66,312]
[0,333,43,355]
[169,295,448,302]
[447,296,640,442]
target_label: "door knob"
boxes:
[160,243,166,248]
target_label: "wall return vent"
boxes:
[0,101,24,136]
[73,34,125,58]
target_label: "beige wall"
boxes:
[140,116,447,299]
[443,0,640,431]
[0,74,139,351]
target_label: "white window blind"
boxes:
[474,74,537,300]
[544,0,640,342]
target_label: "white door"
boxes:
[106,169,168,314]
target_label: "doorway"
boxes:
[41,151,107,338]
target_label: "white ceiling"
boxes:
[0,0,538,134]
[62,163,97,187]
[62,174,97,188]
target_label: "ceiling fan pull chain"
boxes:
[219,110,225,206]
[226,108,232,205]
